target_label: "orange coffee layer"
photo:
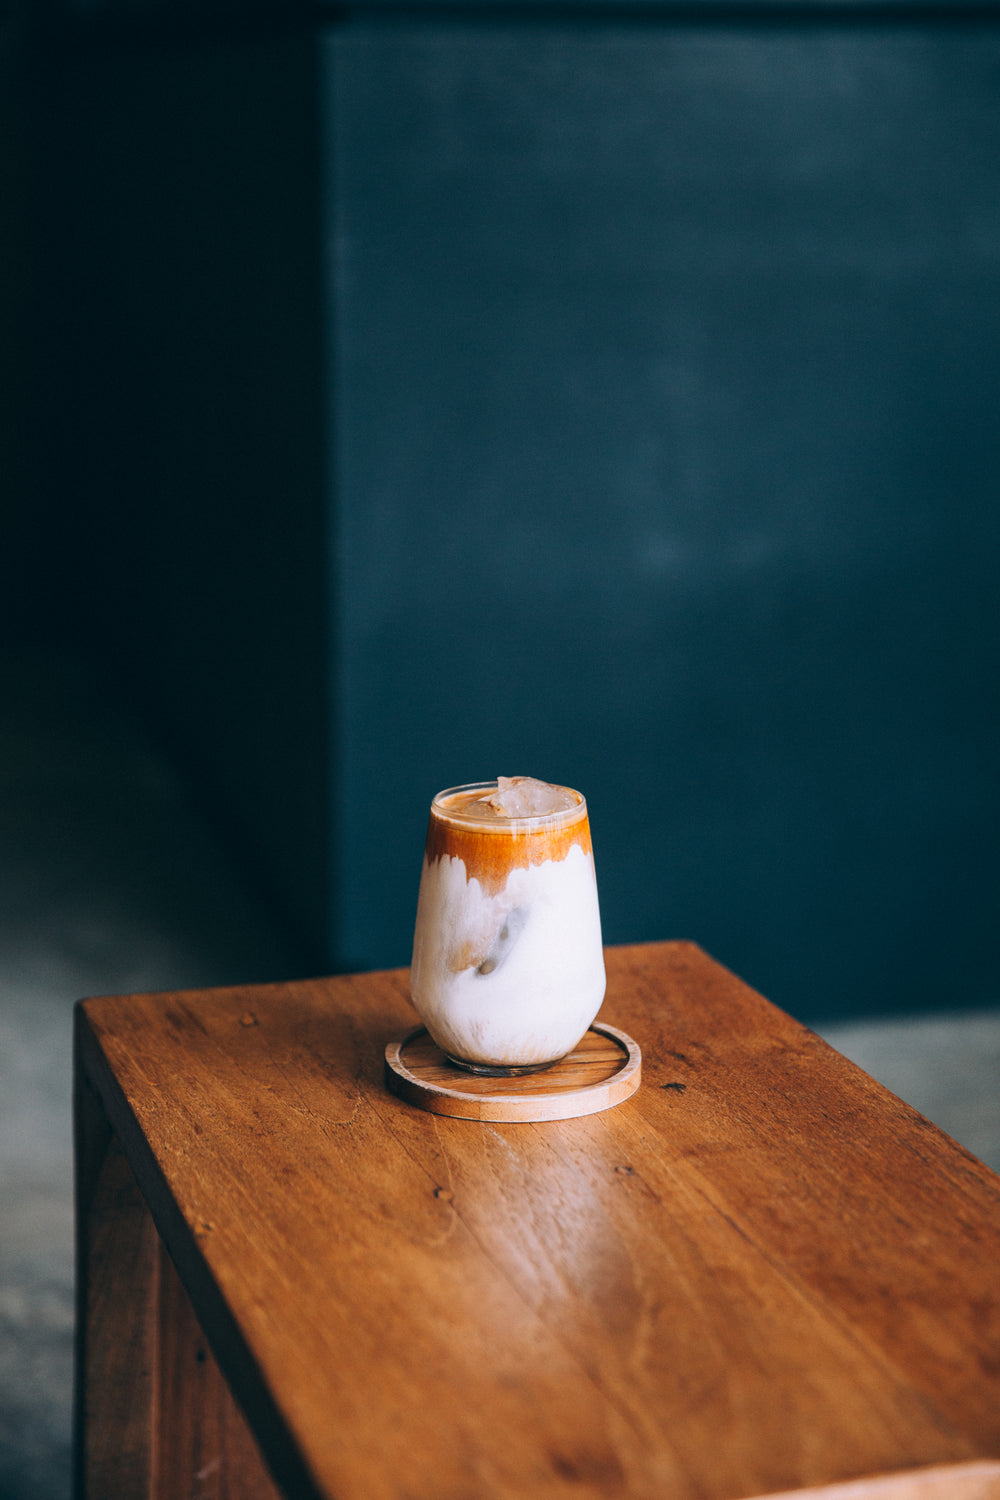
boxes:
[424,808,592,896]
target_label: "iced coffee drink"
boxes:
[409,777,606,1074]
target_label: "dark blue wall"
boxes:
[48,8,1000,1021]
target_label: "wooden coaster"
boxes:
[384,1022,641,1122]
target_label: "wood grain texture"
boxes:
[73,1036,284,1499]
[74,941,1000,1500]
[155,1239,280,1500]
[384,1022,641,1120]
[74,1069,159,1499]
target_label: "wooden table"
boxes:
[74,942,1000,1500]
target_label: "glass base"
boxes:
[444,1053,563,1077]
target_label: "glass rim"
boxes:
[430,779,587,829]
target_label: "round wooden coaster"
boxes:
[384,1022,641,1122]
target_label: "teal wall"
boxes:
[35,5,1000,1021]
[327,19,1000,1017]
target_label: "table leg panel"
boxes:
[156,1235,280,1500]
[74,1073,159,1499]
[74,1068,281,1500]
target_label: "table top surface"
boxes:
[75,941,1000,1500]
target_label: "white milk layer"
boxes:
[410,844,606,1067]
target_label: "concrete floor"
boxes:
[1,647,998,1500]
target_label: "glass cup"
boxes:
[409,779,606,1075]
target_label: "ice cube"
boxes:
[485,776,577,817]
